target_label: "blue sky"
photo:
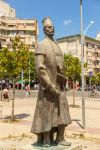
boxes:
[5,0,100,40]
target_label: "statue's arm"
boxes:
[36,54,51,88]
[36,45,59,95]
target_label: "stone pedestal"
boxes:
[24,144,82,150]
[0,144,82,150]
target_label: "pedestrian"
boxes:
[2,87,9,101]
[25,84,30,97]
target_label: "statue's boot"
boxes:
[50,131,54,145]
[43,131,51,148]
[36,133,43,145]
[50,127,58,145]
[56,125,71,146]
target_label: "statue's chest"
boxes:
[45,42,63,65]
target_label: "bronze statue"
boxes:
[31,17,72,148]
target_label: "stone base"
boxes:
[0,144,82,150]
[21,144,82,150]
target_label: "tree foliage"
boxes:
[0,37,30,80]
[0,36,30,121]
[91,73,100,85]
[64,54,81,80]
[0,50,5,78]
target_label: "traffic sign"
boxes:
[89,70,93,77]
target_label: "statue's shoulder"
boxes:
[36,39,47,55]
[38,38,48,47]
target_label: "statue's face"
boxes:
[44,24,55,36]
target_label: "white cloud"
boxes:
[63,19,72,26]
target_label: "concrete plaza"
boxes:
[0,95,100,149]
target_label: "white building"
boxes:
[57,34,100,76]
[96,32,100,41]
[0,1,38,50]
[0,0,16,17]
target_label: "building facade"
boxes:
[0,1,38,51]
[0,0,16,17]
[57,34,100,76]
[96,32,100,41]
[0,17,38,50]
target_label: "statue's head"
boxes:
[42,17,55,38]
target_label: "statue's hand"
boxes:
[47,84,60,96]
[54,88,60,96]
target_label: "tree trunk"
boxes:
[73,77,75,106]
[0,79,3,101]
[21,69,24,98]
[11,78,15,121]
[66,77,69,90]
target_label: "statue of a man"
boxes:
[31,17,72,148]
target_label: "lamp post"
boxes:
[80,0,94,129]
[80,0,86,129]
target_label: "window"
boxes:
[26,30,35,35]
[18,30,25,35]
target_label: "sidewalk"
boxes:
[0,96,100,140]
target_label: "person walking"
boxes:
[2,87,9,101]
[25,84,30,98]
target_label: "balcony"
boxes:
[94,65,100,69]
[0,34,6,39]
[94,68,100,74]
[94,49,100,53]
[7,34,16,38]
[7,27,16,30]
[95,57,100,61]
[87,64,95,68]
[87,56,95,60]
[25,26,36,30]
[87,48,93,53]
[0,26,7,30]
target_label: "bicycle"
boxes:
[89,91,99,98]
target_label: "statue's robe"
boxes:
[31,36,72,134]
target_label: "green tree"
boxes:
[96,73,100,85]
[1,36,29,121]
[91,73,100,85]
[0,49,7,100]
[64,54,81,106]
[91,75,96,85]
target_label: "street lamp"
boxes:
[84,21,94,36]
[84,21,94,94]
[83,21,94,54]
[80,0,86,129]
[80,0,94,129]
